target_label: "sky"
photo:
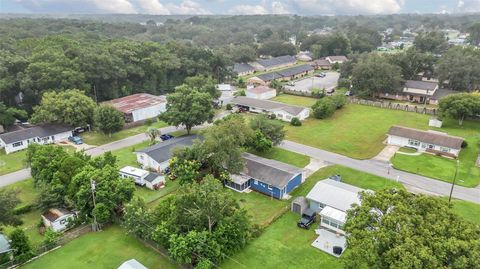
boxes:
[0,0,479,15]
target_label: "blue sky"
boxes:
[0,0,475,15]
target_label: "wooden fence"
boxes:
[349,98,438,115]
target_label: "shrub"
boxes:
[13,204,34,215]
[226,104,232,110]
[461,140,468,148]
[331,94,347,109]
[312,98,336,119]
[145,118,153,126]
[268,113,276,120]
[338,78,351,88]
[311,88,326,99]
[290,117,302,126]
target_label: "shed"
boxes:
[118,259,148,269]
[291,196,308,215]
[0,233,11,254]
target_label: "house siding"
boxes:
[2,130,72,154]
[131,103,167,122]
[387,135,460,157]
[286,173,302,193]
[250,179,282,199]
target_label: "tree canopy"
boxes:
[437,46,480,91]
[438,93,480,125]
[93,105,125,136]
[0,102,27,127]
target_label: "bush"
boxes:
[290,117,302,126]
[338,78,351,88]
[234,89,246,96]
[268,113,276,120]
[461,140,468,148]
[331,94,347,109]
[311,88,326,99]
[145,118,153,126]
[226,104,232,110]
[312,98,336,119]
[13,204,34,215]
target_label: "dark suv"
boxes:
[297,209,316,229]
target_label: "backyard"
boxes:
[271,94,318,107]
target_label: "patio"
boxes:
[311,228,346,257]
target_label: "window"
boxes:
[408,139,420,146]
[267,185,273,190]
[421,143,427,148]
[12,141,23,147]
[428,144,434,149]
[286,115,292,120]
[60,219,67,225]
[253,179,258,184]
[441,147,450,152]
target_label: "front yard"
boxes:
[249,147,310,168]
[0,149,27,176]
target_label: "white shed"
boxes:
[41,208,75,232]
[119,166,165,190]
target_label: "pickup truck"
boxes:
[297,209,316,229]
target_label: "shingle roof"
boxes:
[247,86,276,94]
[104,93,166,114]
[233,63,255,74]
[144,172,162,183]
[327,55,348,62]
[311,59,331,66]
[257,55,296,68]
[136,135,200,164]
[404,80,438,91]
[241,153,303,188]
[388,126,464,149]
[306,179,365,212]
[255,72,283,82]
[276,64,314,77]
[232,96,307,116]
[0,124,73,144]
[431,89,458,100]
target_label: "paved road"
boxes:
[280,140,480,203]
[284,72,339,92]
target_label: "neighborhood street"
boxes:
[279,140,480,203]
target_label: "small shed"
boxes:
[291,196,308,215]
[0,233,11,254]
[429,118,443,128]
[118,259,148,269]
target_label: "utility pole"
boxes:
[448,160,460,204]
[93,84,98,104]
[91,179,100,231]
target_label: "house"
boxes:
[247,72,283,85]
[41,208,76,232]
[119,166,165,190]
[429,88,458,105]
[225,153,304,199]
[118,259,148,269]
[296,52,313,62]
[216,84,234,92]
[232,96,310,121]
[135,135,199,172]
[255,55,296,71]
[309,59,331,70]
[0,233,11,254]
[0,124,73,154]
[387,125,464,158]
[233,63,255,76]
[325,56,348,64]
[105,93,167,123]
[276,64,314,81]
[402,80,439,103]
[245,86,276,100]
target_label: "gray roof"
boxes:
[404,80,438,91]
[233,63,255,74]
[0,124,73,144]
[311,59,331,66]
[388,126,464,149]
[136,135,199,164]
[257,55,296,68]
[242,152,303,188]
[306,179,365,212]
[144,172,161,183]
[232,96,307,116]
[327,55,348,62]
[277,64,314,77]
[0,234,10,254]
[256,72,283,82]
[431,89,458,100]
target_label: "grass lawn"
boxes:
[397,147,417,153]
[222,212,342,269]
[249,147,310,168]
[271,94,318,107]
[111,141,150,168]
[0,149,27,176]
[449,199,480,225]
[80,120,167,146]
[21,226,178,269]
[135,180,180,204]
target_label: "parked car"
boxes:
[345,91,353,96]
[315,72,326,78]
[160,134,174,141]
[73,125,90,135]
[297,209,316,229]
[286,82,295,86]
[68,136,83,145]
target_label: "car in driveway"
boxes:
[297,209,317,229]
[68,136,84,145]
[160,134,174,141]
[315,72,326,78]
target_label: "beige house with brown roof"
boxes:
[387,126,464,158]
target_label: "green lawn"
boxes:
[111,140,150,168]
[397,147,417,153]
[135,180,180,204]
[249,147,310,168]
[449,200,480,225]
[222,212,342,269]
[80,120,167,146]
[0,149,27,176]
[271,94,318,107]
[21,226,178,269]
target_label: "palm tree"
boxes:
[146,127,160,145]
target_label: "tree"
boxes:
[351,54,402,97]
[257,40,296,57]
[145,127,160,145]
[331,94,347,109]
[438,93,480,125]
[249,114,285,145]
[168,156,201,185]
[248,130,273,152]
[290,117,302,126]
[123,197,155,239]
[0,189,21,225]
[468,22,480,46]
[437,46,480,91]
[9,228,35,263]
[312,98,336,119]
[414,31,448,54]
[31,89,96,127]
[93,105,124,136]
[343,189,480,269]
[184,75,220,99]
[387,48,435,80]
[161,85,214,135]
[0,102,27,127]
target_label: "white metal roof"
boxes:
[119,166,149,178]
[306,179,365,212]
[118,259,148,269]
[320,206,347,223]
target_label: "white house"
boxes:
[246,86,276,100]
[135,135,199,172]
[0,124,73,154]
[105,93,167,123]
[387,125,464,158]
[232,96,310,121]
[119,166,165,190]
[41,208,76,232]
[402,80,439,103]
[306,178,367,235]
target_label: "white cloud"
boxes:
[456,0,480,12]
[271,1,291,14]
[228,4,268,15]
[165,0,212,15]
[135,0,171,14]
[290,0,405,15]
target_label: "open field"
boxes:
[80,120,167,146]
[21,226,178,269]
[249,147,310,168]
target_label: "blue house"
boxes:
[225,153,304,199]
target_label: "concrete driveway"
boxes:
[372,145,399,163]
[284,72,340,92]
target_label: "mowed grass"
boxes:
[449,200,480,224]
[0,149,27,175]
[80,120,167,146]
[21,226,179,269]
[271,94,318,107]
[249,147,310,168]
[222,212,342,269]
